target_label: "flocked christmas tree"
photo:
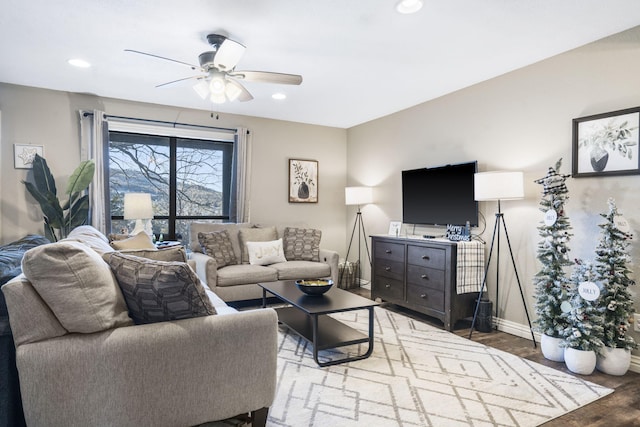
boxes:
[532,159,573,338]
[562,260,605,352]
[593,198,637,351]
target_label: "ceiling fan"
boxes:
[125,33,303,104]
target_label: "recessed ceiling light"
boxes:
[68,58,91,68]
[272,93,287,100]
[396,0,423,14]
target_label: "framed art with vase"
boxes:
[289,159,318,203]
[572,106,640,177]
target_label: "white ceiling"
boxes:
[2,0,640,128]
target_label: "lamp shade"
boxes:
[474,171,524,201]
[345,186,373,205]
[124,193,154,219]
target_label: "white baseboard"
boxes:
[493,317,640,374]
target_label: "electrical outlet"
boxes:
[635,314,640,332]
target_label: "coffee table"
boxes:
[260,280,379,367]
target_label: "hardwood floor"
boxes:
[348,286,640,427]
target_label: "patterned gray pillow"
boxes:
[282,227,321,262]
[104,252,216,325]
[120,246,187,262]
[198,230,237,268]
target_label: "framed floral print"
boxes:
[289,159,318,203]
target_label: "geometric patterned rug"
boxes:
[267,307,613,427]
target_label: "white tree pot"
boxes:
[596,347,631,376]
[564,347,596,375]
[540,334,565,362]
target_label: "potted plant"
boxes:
[593,199,637,375]
[578,119,637,172]
[562,260,605,375]
[533,160,573,362]
[22,154,95,242]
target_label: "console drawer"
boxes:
[374,241,405,263]
[373,277,404,301]
[407,265,445,290]
[406,284,444,311]
[374,259,404,281]
[407,245,446,270]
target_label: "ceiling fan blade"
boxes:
[124,49,201,70]
[213,38,246,71]
[230,71,303,85]
[226,78,254,102]
[155,75,204,88]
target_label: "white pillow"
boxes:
[246,239,287,266]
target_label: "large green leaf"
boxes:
[23,181,64,228]
[32,154,57,197]
[66,160,95,195]
[66,195,90,230]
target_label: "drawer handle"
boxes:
[385,249,392,254]
[385,266,391,271]
[385,284,391,289]
[421,274,429,280]
[422,255,430,260]
[420,294,427,299]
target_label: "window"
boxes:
[107,126,234,246]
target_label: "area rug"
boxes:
[268,307,612,427]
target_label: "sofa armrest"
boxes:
[15,308,278,427]
[190,251,218,290]
[319,248,339,284]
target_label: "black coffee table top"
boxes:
[259,280,378,315]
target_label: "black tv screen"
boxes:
[402,161,478,227]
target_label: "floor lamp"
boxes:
[342,187,373,286]
[469,171,536,347]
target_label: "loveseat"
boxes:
[189,223,339,302]
[1,226,278,427]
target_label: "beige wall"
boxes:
[348,26,640,352]
[0,84,348,253]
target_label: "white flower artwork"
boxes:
[14,144,43,169]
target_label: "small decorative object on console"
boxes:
[295,279,333,296]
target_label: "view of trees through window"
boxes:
[108,131,233,246]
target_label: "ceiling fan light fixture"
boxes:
[193,80,210,99]
[396,0,423,14]
[209,74,226,95]
[225,80,243,102]
[210,93,227,104]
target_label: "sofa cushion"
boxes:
[246,239,287,266]
[120,245,187,262]
[271,260,332,281]
[65,225,114,254]
[21,241,133,333]
[238,226,278,263]
[198,230,238,268]
[104,252,216,324]
[110,232,156,250]
[189,222,249,255]
[216,264,278,287]
[282,227,322,262]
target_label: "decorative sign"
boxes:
[614,215,631,234]
[560,301,573,313]
[544,209,558,226]
[578,281,600,301]
[446,224,470,242]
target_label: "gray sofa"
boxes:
[1,226,278,427]
[189,223,339,302]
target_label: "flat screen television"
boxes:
[402,161,478,227]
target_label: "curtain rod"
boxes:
[81,111,239,133]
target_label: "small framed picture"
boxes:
[14,144,44,169]
[388,221,402,237]
[572,106,640,177]
[289,159,318,203]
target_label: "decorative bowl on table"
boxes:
[295,279,334,296]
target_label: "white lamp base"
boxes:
[131,219,152,236]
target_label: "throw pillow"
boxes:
[110,231,156,250]
[120,246,187,262]
[198,230,237,268]
[238,226,278,263]
[282,227,322,262]
[21,241,133,333]
[104,252,216,325]
[246,239,287,266]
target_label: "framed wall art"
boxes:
[14,144,44,169]
[572,106,640,177]
[289,159,318,203]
